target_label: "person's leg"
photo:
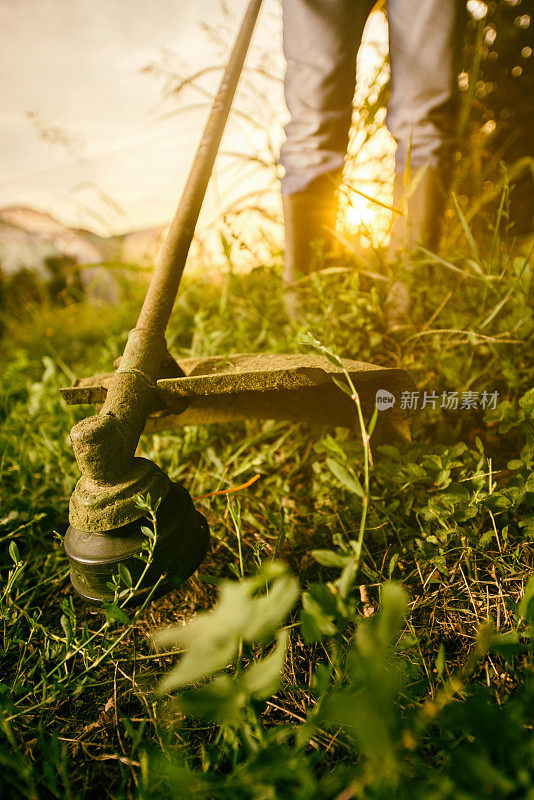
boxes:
[281,0,373,196]
[280,0,374,302]
[386,0,464,252]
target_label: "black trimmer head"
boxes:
[64,483,209,605]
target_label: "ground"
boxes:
[0,223,533,798]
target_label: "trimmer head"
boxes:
[62,353,415,602]
[62,353,415,603]
[64,482,210,604]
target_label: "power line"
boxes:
[0,120,204,189]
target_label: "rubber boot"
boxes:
[388,166,445,254]
[282,173,340,320]
[386,166,446,330]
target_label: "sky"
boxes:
[0,0,283,235]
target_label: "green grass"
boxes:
[0,204,533,798]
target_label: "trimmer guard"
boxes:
[62,353,417,443]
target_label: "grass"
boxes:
[0,196,533,798]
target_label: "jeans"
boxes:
[280,0,464,195]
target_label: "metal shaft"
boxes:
[135,0,263,342]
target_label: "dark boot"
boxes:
[282,173,340,320]
[386,166,447,330]
[388,165,446,254]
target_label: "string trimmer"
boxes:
[61,0,416,604]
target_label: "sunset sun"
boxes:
[345,192,376,229]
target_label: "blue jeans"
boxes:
[280,0,464,195]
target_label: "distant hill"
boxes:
[0,207,118,277]
[0,205,167,269]
[0,206,167,302]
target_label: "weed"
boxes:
[0,169,532,800]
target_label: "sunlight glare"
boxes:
[346,193,375,228]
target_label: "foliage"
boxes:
[0,196,533,796]
[1,7,533,783]
[459,0,533,233]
